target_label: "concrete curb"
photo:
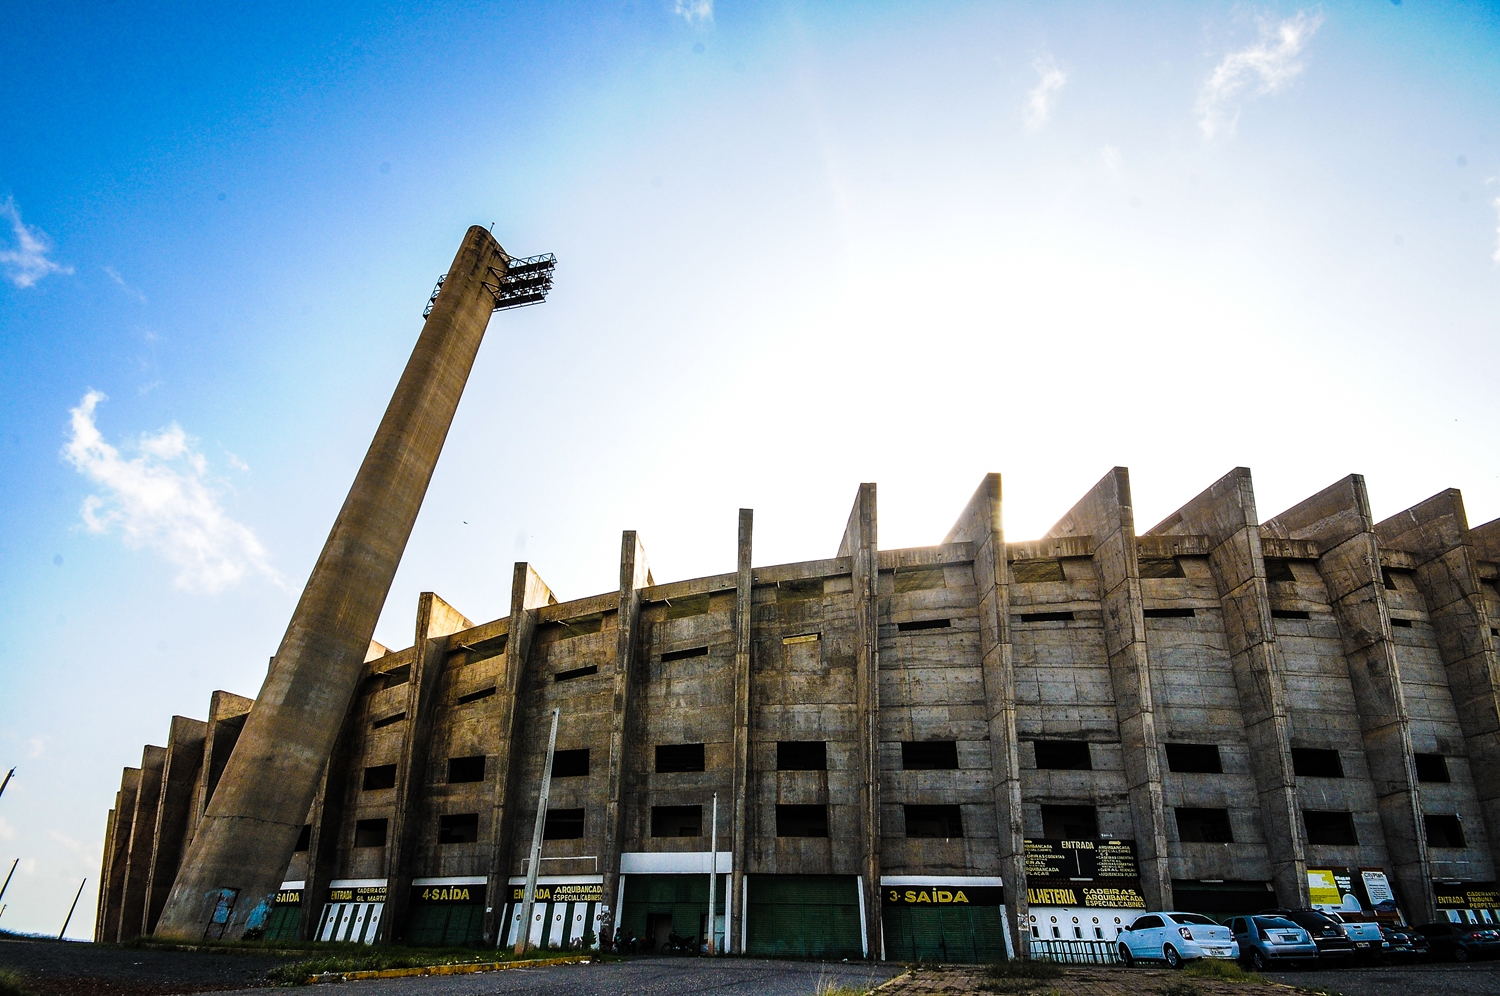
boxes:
[308,954,591,983]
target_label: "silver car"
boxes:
[1229,914,1319,970]
[1118,911,1239,968]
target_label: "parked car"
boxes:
[1416,921,1500,962]
[1323,911,1385,964]
[1229,915,1319,971]
[1379,923,1429,963]
[1258,908,1355,964]
[1118,911,1239,968]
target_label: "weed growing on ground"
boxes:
[0,968,30,996]
[981,959,1066,994]
[1158,982,1200,996]
[1181,959,1259,982]
[813,976,871,996]
[263,946,579,985]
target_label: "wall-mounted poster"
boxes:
[1361,870,1396,913]
[1307,869,1341,910]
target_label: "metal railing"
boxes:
[1028,937,1121,964]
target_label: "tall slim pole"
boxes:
[0,858,17,905]
[515,708,560,955]
[0,768,14,803]
[60,878,86,940]
[707,793,718,955]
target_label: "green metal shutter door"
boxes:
[404,904,451,946]
[746,875,861,958]
[262,906,301,941]
[880,904,1006,963]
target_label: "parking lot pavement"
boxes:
[1266,961,1500,996]
[238,958,901,996]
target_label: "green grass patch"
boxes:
[262,946,586,985]
[0,968,30,996]
[1182,958,1260,982]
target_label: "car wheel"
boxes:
[1118,944,1133,967]
[1251,950,1268,972]
[1164,944,1183,969]
[1454,945,1470,962]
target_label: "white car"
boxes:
[1118,911,1240,968]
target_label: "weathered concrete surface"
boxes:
[154,225,515,940]
[143,716,207,934]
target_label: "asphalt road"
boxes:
[1266,960,1500,996]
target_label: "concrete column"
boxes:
[601,532,652,935]
[484,563,554,943]
[1263,475,1433,922]
[1376,491,1500,861]
[119,745,167,941]
[838,484,882,957]
[157,226,515,940]
[96,806,118,942]
[1045,468,1173,911]
[944,474,1027,956]
[382,593,472,942]
[143,717,208,935]
[99,768,139,943]
[187,691,253,849]
[1146,467,1308,906]
[729,509,753,954]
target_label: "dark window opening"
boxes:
[651,805,702,837]
[776,804,829,837]
[1415,753,1450,783]
[1020,611,1074,623]
[776,578,825,602]
[294,824,311,852]
[1304,810,1358,846]
[1041,805,1098,839]
[1272,609,1311,620]
[1382,567,1399,590]
[905,804,964,839]
[902,741,959,770]
[378,664,411,689]
[457,686,496,704]
[1166,743,1223,774]
[1139,557,1186,579]
[660,594,710,619]
[1292,748,1344,778]
[1033,740,1092,771]
[438,813,479,844]
[555,664,599,681]
[1391,618,1413,628]
[898,619,951,632]
[447,755,486,783]
[1175,807,1234,843]
[777,741,827,771]
[1144,607,1195,618]
[1425,814,1466,848]
[354,818,388,848]
[1264,558,1297,583]
[543,615,603,638]
[543,807,585,840]
[371,712,406,729]
[1011,559,1066,583]
[656,743,706,773]
[662,646,709,662]
[551,748,590,778]
[362,764,398,790]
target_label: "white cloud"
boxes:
[0,816,15,842]
[62,391,281,592]
[673,0,711,24]
[103,265,147,304]
[0,197,72,288]
[1488,179,1500,264]
[1197,11,1323,140]
[1102,145,1122,172]
[1024,54,1067,131]
[26,738,45,758]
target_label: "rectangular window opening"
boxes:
[1382,567,1399,590]
[1272,609,1311,620]
[551,748,590,778]
[1019,611,1075,623]
[371,712,406,729]
[438,813,479,844]
[456,686,496,704]
[897,619,951,632]
[1166,743,1222,774]
[1292,748,1344,778]
[1011,559,1066,583]
[1139,557,1186,579]
[362,764,398,791]
[661,594,710,619]
[775,804,828,837]
[354,818,388,848]
[777,741,827,771]
[1144,607,1195,618]
[447,755,486,783]
[294,824,311,852]
[655,743,706,773]
[902,741,958,770]
[1264,558,1297,583]
[1033,740,1092,771]
[1303,810,1358,846]
[905,804,964,839]
[1415,753,1450,783]
[1040,804,1098,839]
[1391,618,1413,628]
[651,805,702,837]
[1175,807,1234,844]
[377,664,411,689]
[543,807,585,840]
[1425,814,1466,848]
[554,664,599,682]
[776,578,825,602]
[661,646,710,662]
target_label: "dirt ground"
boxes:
[876,964,1291,996]
[0,937,297,996]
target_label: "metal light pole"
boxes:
[0,858,17,906]
[515,708,560,955]
[0,768,14,804]
[59,878,85,940]
[707,793,718,955]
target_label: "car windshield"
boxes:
[1254,917,1300,929]
[1170,913,1218,925]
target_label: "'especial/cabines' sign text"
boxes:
[882,886,1004,906]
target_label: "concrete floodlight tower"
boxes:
[154,227,555,940]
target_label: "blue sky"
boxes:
[1,1,1497,938]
